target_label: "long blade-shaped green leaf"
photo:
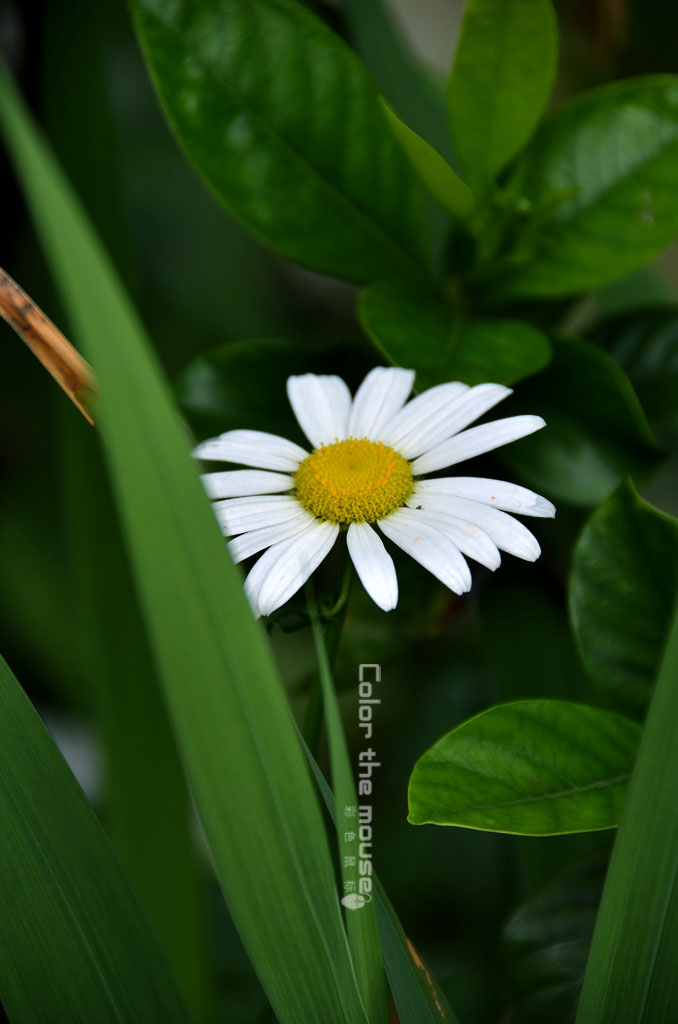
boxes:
[300,727,460,1024]
[575,591,678,1021]
[308,587,386,1023]
[373,880,459,1024]
[0,654,188,1024]
[60,415,209,1021]
[0,62,365,1024]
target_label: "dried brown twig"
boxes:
[0,266,96,424]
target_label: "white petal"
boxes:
[347,367,414,441]
[378,510,471,595]
[287,374,352,447]
[411,415,546,475]
[407,494,541,561]
[347,522,398,611]
[378,382,469,457]
[193,429,307,471]
[201,469,294,500]
[246,520,339,617]
[396,507,501,571]
[414,477,556,517]
[213,495,303,536]
[228,512,317,563]
[410,384,512,457]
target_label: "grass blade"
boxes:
[0,654,188,1023]
[0,60,365,1024]
[298,724,460,1023]
[374,881,459,1024]
[60,414,209,1020]
[575,595,678,1021]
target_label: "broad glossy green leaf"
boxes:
[500,338,660,505]
[381,101,474,218]
[131,0,427,283]
[494,76,678,298]
[575,586,678,1022]
[408,701,640,835]
[359,279,551,387]
[448,0,557,186]
[503,856,604,1024]
[570,485,678,715]
[593,308,678,425]
[0,654,188,1024]
[0,63,366,1024]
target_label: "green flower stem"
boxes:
[305,578,387,1024]
[319,545,354,620]
[302,542,353,756]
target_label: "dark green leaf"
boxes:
[359,279,551,387]
[592,307,678,425]
[493,76,678,298]
[176,337,367,441]
[0,61,366,1024]
[408,700,640,835]
[570,485,678,715]
[448,0,557,187]
[0,655,189,1024]
[503,856,604,1024]
[500,338,660,505]
[381,101,474,218]
[131,0,427,283]
[575,582,678,1022]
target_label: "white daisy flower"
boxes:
[193,368,555,617]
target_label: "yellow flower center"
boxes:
[295,438,413,525]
